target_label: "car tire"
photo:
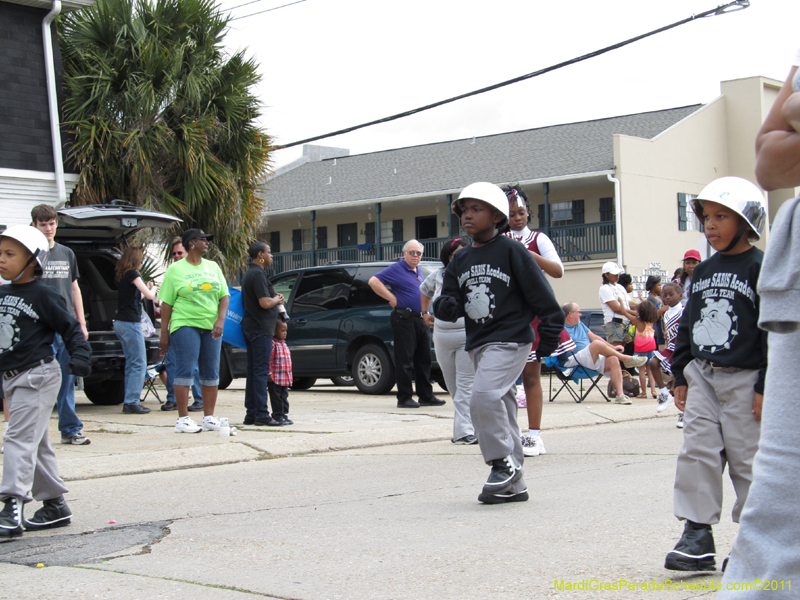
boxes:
[218,355,233,390]
[83,379,125,405]
[353,343,395,395]
[291,377,317,390]
[331,375,354,386]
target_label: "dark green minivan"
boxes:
[220,261,443,395]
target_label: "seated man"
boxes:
[561,302,647,405]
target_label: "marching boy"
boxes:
[0,226,91,539]
[665,177,768,571]
[434,182,563,503]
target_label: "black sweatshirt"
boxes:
[0,280,91,372]
[672,247,767,394]
[433,235,564,354]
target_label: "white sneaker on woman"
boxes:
[175,417,202,433]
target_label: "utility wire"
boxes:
[224,0,265,12]
[272,0,749,150]
[229,0,306,21]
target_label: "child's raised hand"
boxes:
[674,385,688,412]
[753,392,763,421]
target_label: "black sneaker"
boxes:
[482,456,522,495]
[254,417,279,426]
[24,495,71,531]
[478,489,530,504]
[419,397,446,406]
[665,521,716,571]
[161,401,178,411]
[187,401,204,412]
[122,403,151,414]
[397,399,420,408]
[0,497,24,539]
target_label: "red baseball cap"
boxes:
[683,249,701,261]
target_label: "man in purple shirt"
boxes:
[369,240,445,408]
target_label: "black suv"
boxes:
[55,202,181,405]
[219,261,443,395]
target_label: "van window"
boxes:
[291,269,354,314]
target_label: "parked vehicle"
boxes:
[55,202,181,405]
[580,309,606,339]
[218,261,444,394]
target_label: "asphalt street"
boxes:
[0,379,739,599]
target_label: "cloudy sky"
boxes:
[218,0,797,169]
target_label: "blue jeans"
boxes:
[244,330,272,420]
[164,348,203,404]
[53,334,82,438]
[113,320,147,405]
[170,327,221,387]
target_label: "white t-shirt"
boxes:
[599,282,630,324]
[505,227,564,276]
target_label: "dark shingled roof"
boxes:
[263,104,703,212]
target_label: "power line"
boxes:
[272,0,750,151]
[224,0,265,12]
[229,0,306,21]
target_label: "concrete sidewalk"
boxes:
[48,378,680,481]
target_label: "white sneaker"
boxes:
[676,413,684,429]
[522,434,546,457]
[615,395,632,405]
[656,390,674,413]
[626,356,648,368]
[201,416,221,431]
[175,417,202,433]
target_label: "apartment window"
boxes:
[269,231,280,253]
[381,219,404,242]
[292,228,312,251]
[415,215,437,240]
[678,193,704,232]
[599,197,615,222]
[337,223,357,247]
[364,222,376,244]
[317,226,328,249]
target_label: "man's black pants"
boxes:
[391,310,434,403]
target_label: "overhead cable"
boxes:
[272,0,750,150]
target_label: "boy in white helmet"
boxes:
[433,182,563,504]
[0,226,91,539]
[664,177,768,572]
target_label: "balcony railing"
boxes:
[546,221,617,262]
[267,222,616,275]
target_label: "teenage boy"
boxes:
[434,182,564,504]
[31,204,90,446]
[664,177,768,571]
[0,226,91,539]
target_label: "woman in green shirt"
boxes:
[159,229,230,434]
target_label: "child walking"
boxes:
[501,185,564,458]
[648,282,684,416]
[664,176,768,572]
[268,321,293,426]
[434,182,564,504]
[0,226,91,539]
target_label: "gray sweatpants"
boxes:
[433,326,475,440]
[673,359,760,525]
[468,342,530,467]
[0,360,69,503]
[720,329,800,597]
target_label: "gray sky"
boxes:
[219,0,797,169]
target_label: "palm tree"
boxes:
[59,0,271,272]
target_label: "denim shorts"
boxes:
[635,350,655,360]
[170,326,221,387]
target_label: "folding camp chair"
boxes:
[141,362,164,405]
[542,330,611,404]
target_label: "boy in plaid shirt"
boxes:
[268,321,293,426]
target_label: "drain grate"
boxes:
[0,521,171,567]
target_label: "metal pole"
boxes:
[542,182,550,236]
[375,203,382,261]
[310,210,316,266]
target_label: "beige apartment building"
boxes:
[258,75,796,310]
